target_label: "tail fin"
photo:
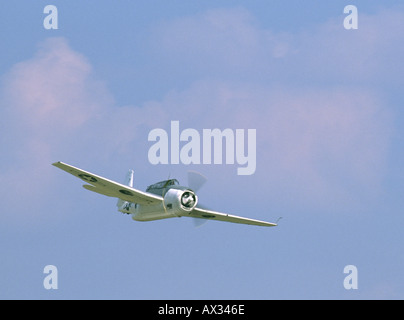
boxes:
[117,169,135,214]
[124,169,134,188]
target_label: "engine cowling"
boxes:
[163,188,198,217]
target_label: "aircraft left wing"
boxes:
[52,161,163,205]
[189,207,277,227]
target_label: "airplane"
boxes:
[52,161,278,227]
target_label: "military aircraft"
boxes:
[52,161,278,227]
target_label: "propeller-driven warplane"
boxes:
[53,162,277,227]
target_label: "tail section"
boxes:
[117,169,136,214]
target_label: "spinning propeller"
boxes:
[187,171,210,227]
[187,170,207,192]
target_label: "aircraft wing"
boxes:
[189,207,277,227]
[52,161,163,205]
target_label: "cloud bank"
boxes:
[0,38,112,225]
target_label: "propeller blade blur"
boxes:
[187,171,207,192]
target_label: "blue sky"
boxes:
[1,0,403,299]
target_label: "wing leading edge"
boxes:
[190,207,277,227]
[52,161,163,205]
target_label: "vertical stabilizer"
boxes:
[124,169,134,188]
[117,169,135,214]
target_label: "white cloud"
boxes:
[291,8,404,86]
[0,37,176,227]
[2,38,112,134]
[138,81,391,211]
[151,7,293,79]
[152,7,404,87]
[0,38,114,226]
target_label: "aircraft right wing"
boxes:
[189,207,277,227]
[52,161,163,205]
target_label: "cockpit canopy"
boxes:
[146,179,179,192]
